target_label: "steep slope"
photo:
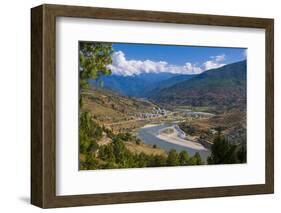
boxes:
[147,74,196,95]
[150,60,246,108]
[81,88,156,124]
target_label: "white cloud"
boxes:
[212,54,225,62]
[108,51,226,76]
[203,60,225,70]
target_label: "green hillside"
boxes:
[150,60,246,108]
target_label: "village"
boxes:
[138,107,169,119]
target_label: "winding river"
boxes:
[136,123,211,162]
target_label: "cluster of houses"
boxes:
[138,107,168,119]
[184,111,214,119]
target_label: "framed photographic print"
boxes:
[31,4,274,208]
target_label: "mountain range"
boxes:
[90,72,195,97]
[91,60,246,108]
[150,60,246,107]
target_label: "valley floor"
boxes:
[80,88,247,168]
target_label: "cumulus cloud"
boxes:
[108,51,226,76]
[203,61,225,70]
[202,54,226,70]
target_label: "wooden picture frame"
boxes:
[31,4,274,208]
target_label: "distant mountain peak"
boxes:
[90,72,196,98]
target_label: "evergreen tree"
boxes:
[79,42,113,89]
[237,145,247,163]
[79,112,101,154]
[78,42,113,169]
[99,144,115,163]
[188,153,202,165]
[112,137,127,166]
[167,149,179,166]
[150,155,167,167]
[82,152,98,170]
[179,150,189,166]
[208,131,238,164]
[193,152,203,165]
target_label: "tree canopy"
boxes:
[79,42,113,89]
[207,131,245,164]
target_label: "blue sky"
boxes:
[109,43,246,76]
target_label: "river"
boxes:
[136,123,211,162]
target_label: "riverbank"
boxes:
[157,125,207,151]
[137,123,211,161]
